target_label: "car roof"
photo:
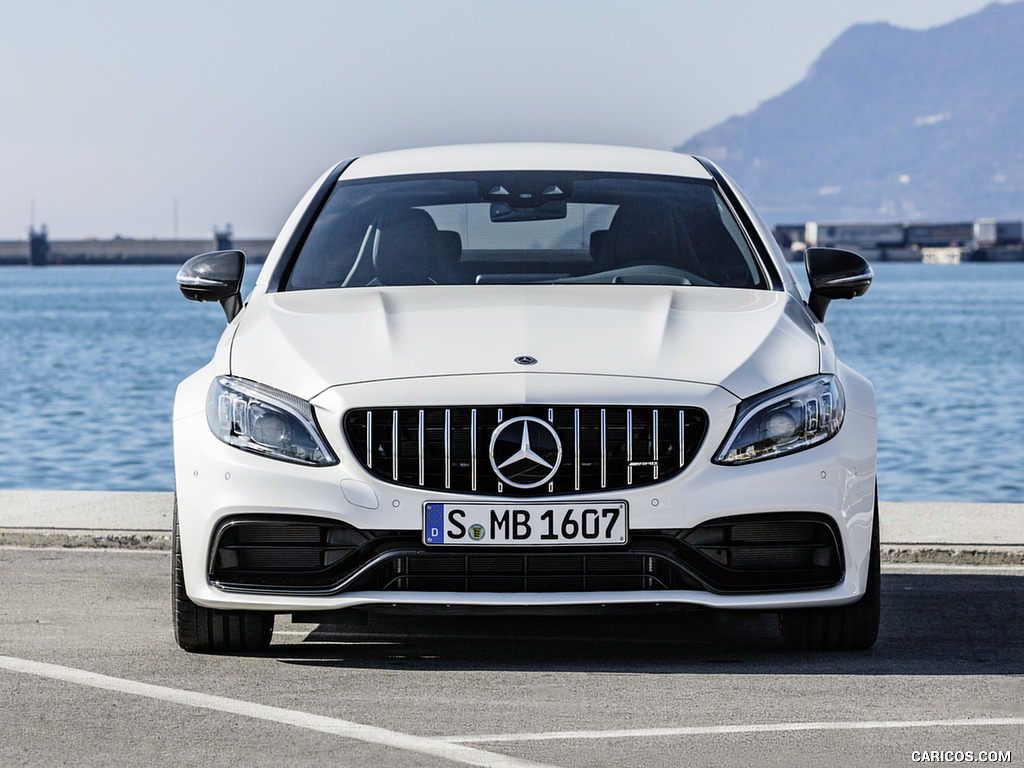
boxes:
[339,143,714,181]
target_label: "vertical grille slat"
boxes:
[679,409,686,469]
[343,405,707,496]
[471,408,478,492]
[601,408,607,489]
[573,408,581,492]
[652,409,659,480]
[626,408,633,486]
[418,409,425,487]
[366,411,373,470]
[444,409,452,490]
[391,409,399,482]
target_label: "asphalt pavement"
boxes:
[0,490,1022,564]
[2,549,1023,767]
[3,493,1023,765]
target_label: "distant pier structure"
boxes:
[28,225,49,267]
[213,224,233,252]
[0,225,273,267]
[773,219,1024,262]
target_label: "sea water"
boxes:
[1,262,1021,501]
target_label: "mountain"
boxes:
[677,1,1024,224]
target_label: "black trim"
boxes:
[694,156,784,290]
[679,512,844,592]
[267,158,357,292]
[207,512,844,596]
[324,169,721,190]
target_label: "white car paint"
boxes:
[227,286,820,401]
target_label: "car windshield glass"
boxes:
[283,172,764,290]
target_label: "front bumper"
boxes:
[173,371,877,613]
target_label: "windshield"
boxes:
[283,171,765,291]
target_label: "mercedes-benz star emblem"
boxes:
[488,416,562,489]
[514,355,538,366]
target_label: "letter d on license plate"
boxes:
[424,502,627,545]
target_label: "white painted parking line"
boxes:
[0,655,553,768]
[443,716,1024,744]
[883,562,1024,575]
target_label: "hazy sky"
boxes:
[1,0,999,240]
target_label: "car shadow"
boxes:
[271,571,1024,675]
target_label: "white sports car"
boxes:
[173,143,878,653]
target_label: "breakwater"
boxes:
[0,234,274,266]
[774,220,1024,263]
[5,233,1019,266]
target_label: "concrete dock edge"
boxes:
[1,491,1022,565]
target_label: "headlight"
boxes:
[714,375,845,465]
[206,376,337,466]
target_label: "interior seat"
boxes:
[372,208,455,285]
[594,203,703,275]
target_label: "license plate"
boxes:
[423,502,627,545]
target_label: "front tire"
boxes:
[172,498,274,653]
[779,488,881,651]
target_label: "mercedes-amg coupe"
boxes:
[173,144,878,653]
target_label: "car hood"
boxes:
[228,286,821,401]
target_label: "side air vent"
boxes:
[209,516,374,590]
[680,514,844,591]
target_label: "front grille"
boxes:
[342,405,707,496]
[208,513,843,595]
